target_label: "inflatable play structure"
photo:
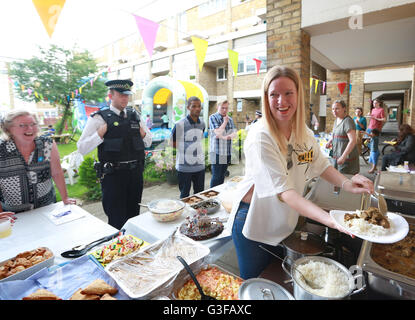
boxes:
[141,76,209,128]
[72,99,107,133]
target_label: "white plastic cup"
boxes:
[0,218,12,238]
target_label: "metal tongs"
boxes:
[61,228,125,258]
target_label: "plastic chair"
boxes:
[61,151,84,185]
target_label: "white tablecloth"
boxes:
[0,202,117,265]
[122,186,234,262]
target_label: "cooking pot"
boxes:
[139,199,186,222]
[282,255,365,300]
[280,231,335,262]
[238,278,295,300]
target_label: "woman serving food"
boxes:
[227,66,374,279]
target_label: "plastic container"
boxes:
[0,218,12,239]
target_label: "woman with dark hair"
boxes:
[381,124,415,170]
[227,66,373,279]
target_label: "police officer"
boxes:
[77,79,152,229]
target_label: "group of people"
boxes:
[326,96,415,175]
[5,65,415,280]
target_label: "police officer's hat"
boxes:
[255,110,262,117]
[105,79,134,95]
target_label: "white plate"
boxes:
[330,210,409,244]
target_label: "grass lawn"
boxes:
[54,133,97,202]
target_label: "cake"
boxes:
[179,213,224,241]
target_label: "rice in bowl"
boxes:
[294,261,351,298]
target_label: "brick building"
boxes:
[94,0,415,132]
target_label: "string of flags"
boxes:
[9,68,111,104]
[310,78,353,95]
[31,1,264,79]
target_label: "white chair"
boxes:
[61,150,84,185]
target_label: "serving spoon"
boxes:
[259,245,322,290]
[176,256,216,300]
[377,193,388,216]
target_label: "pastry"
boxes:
[70,288,100,300]
[22,289,62,300]
[100,293,117,300]
[81,279,118,296]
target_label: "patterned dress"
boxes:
[331,116,360,174]
[0,136,56,212]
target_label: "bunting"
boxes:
[337,82,347,95]
[253,58,262,75]
[133,14,159,58]
[32,0,66,38]
[191,37,208,72]
[228,50,239,77]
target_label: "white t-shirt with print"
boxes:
[226,121,331,246]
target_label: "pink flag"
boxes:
[253,58,262,75]
[27,88,33,96]
[90,79,94,87]
[133,14,159,58]
[322,81,326,94]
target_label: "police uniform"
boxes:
[77,80,152,229]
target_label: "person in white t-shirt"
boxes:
[227,66,374,279]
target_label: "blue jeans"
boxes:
[232,201,283,279]
[177,169,205,199]
[210,153,231,188]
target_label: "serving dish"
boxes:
[0,247,54,282]
[190,199,221,215]
[105,232,210,299]
[357,215,415,299]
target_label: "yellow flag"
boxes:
[310,78,313,90]
[79,87,83,94]
[228,50,239,77]
[32,0,66,38]
[315,80,319,94]
[191,37,208,72]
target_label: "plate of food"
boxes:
[330,207,409,244]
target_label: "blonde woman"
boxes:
[227,66,374,279]
[0,109,75,213]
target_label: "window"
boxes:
[217,66,227,81]
[236,55,267,75]
[133,64,150,90]
[199,0,227,18]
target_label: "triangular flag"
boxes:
[253,58,262,75]
[32,0,66,38]
[322,81,326,94]
[310,78,313,89]
[314,80,319,94]
[34,91,39,98]
[133,14,159,58]
[79,87,83,94]
[90,79,94,87]
[27,88,33,96]
[228,50,239,77]
[191,37,208,72]
[21,85,25,92]
[337,82,347,95]
[349,84,352,93]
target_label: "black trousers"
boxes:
[177,169,205,199]
[101,162,143,229]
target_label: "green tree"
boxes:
[9,44,107,134]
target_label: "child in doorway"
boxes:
[368,128,380,174]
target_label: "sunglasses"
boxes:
[287,144,293,170]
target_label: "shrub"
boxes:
[78,156,102,201]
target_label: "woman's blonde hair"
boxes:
[0,109,39,140]
[261,65,307,154]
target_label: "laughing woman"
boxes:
[0,109,75,213]
[227,66,374,279]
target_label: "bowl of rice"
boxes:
[282,256,365,300]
